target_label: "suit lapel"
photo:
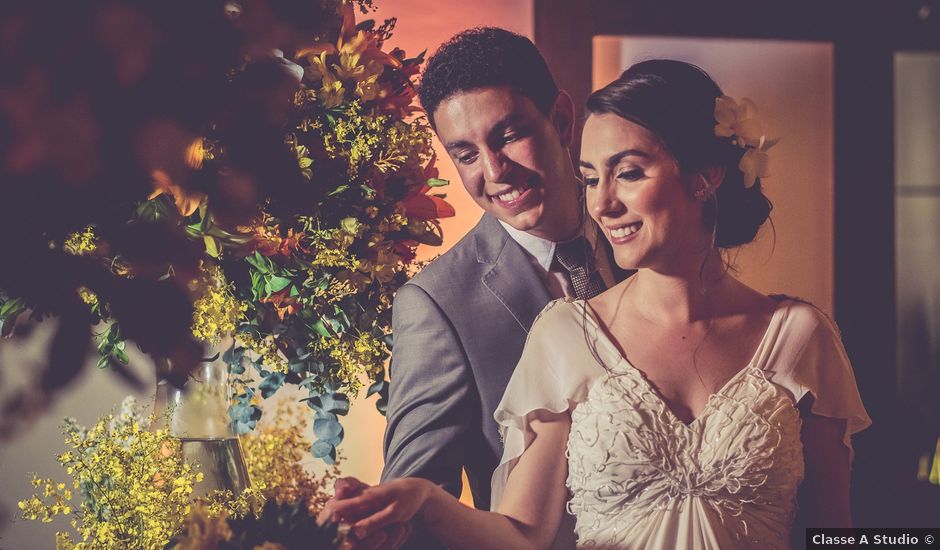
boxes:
[475,215,552,332]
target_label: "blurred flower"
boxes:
[272,49,303,82]
[63,225,97,255]
[149,169,206,217]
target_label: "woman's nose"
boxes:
[590,179,625,219]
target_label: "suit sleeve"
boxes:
[381,282,475,499]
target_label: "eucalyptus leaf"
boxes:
[313,416,342,440]
[321,393,350,416]
[367,380,386,398]
[259,372,286,398]
[311,440,335,462]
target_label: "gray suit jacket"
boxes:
[382,213,626,548]
[382,213,551,501]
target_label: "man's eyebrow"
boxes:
[444,139,474,151]
[578,149,651,169]
[444,113,530,151]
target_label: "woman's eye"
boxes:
[617,169,644,181]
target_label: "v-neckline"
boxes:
[576,298,790,428]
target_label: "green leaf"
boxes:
[204,235,221,258]
[413,229,443,246]
[311,319,331,338]
[250,271,265,301]
[265,276,292,294]
[135,199,167,222]
[298,157,313,169]
[0,297,25,320]
[427,177,449,187]
[328,185,349,196]
[246,252,273,274]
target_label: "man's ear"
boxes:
[549,91,576,147]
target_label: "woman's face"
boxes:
[579,113,711,272]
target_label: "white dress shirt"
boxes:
[499,220,615,299]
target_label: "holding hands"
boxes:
[320,477,433,550]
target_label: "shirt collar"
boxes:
[498,221,556,272]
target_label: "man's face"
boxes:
[432,86,581,241]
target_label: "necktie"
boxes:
[553,236,606,300]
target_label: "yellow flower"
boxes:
[77,286,98,307]
[185,137,207,170]
[236,333,288,373]
[191,265,247,344]
[19,398,208,548]
[63,225,97,255]
[333,50,365,81]
[356,73,380,101]
[306,52,333,83]
[320,75,345,109]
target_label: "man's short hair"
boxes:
[418,27,559,128]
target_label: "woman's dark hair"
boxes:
[586,59,772,248]
[418,27,559,129]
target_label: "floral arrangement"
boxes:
[239,401,343,512]
[17,398,257,549]
[20,398,342,549]
[714,95,779,188]
[195,1,451,460]
[0,0,452,459]
[170,500,340,550]
[168,401,347,550]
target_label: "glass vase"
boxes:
[153,356,251,498]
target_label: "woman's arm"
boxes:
[331,410,572,550]
[798,396,853,528]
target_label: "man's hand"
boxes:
[318,477,413,550]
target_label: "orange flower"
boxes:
[252,226,304,257]
[149,170,206,217]
[298,2,400,80]
[148,137,208,216]
[260,288,299,320]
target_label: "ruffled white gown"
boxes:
[491,298,871,550]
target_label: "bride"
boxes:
[329,60,871,549]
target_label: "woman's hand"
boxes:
[318,477,414,550]
[329,478,437,542]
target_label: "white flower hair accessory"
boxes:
[714,95,779,188]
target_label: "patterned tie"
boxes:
[553,236,607,300]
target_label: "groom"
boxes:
[333,27,627,548]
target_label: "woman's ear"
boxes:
[693,165,727,201]
[549,91,576,146]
